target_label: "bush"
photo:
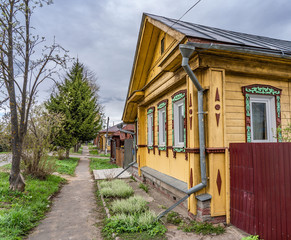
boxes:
[111,195,148,214]
[102,211,166,237]
[99,179,133,198]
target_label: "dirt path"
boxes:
[27,146,101,240]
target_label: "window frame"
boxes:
[157,100,168,151]
[172,90,187,152]
[147,107,155,149]
[250,95,276,142]
[242,84,282,143]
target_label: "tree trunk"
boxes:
[74,144,78,153]
[66,148,70,159]
[9,140,25,192]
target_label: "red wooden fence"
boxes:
[230,143,291,240]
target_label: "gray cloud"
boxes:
[27,0,291,126]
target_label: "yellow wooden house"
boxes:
[122,13,291,223]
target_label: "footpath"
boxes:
[27,146,101,240]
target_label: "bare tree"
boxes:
[0,0,69,191]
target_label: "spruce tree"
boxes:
[46,61,103,157]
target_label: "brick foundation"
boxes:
[129,165,225,224]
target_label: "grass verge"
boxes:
[55,157,79,175]
[0,172,65,240]
[90,158,118,171]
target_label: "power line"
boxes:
[166,0,203,35]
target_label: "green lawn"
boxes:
[55,157,79,176]
[0,152,10,154]
[90,158,118,171]
[0,172,65,240]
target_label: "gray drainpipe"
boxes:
[157,43,207,220]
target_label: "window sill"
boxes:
[173,147,185,152]
[158,146,166,151]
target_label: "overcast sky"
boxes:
[28,0,291,126]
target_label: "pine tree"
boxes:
[46,61,103,157]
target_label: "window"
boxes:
[147,108,154,147]
[250,95,276,142]
[173,99,185,147]
[158,107,166,146]
[242,85,282,142]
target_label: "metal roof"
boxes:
[146,13,291,56]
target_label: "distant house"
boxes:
[110,124,134,167]
[122,13,291,224]
[95,125,120,152]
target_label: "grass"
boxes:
[90,158,118,171]
[179,220,225,235]
[0,152,10,154]
[139,183,149,193]
[69,147,83,154]
[0,172,65,240]
[55,157,79,175]
[99,179,133,198]
[89,150,99,155]
[242,235,261,240]
[0,156,79,176]
[111,195,148,214]
[98,153,110,157]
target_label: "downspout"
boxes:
[157,43,207,220]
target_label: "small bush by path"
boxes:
[0,172,65,240]
[111,195,148,214]
[90,158,118,171]
[102,211,167,239]
[55,157,79,176]
[99,179,133,198]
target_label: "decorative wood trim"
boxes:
[206,148,227,153]
[157,99,168,156]
[242,84,282,142]
[171,89,187,157]
[137,145,147,148]
[171,89,187,102]
[215,113,220,127]
[215,88,220,102]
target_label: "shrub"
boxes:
[242,235,260,240]
[99,179,133,198]
[102,211,166,237]
[111,195,148,214]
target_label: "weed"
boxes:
[179,220,225,235]
[158,205,167,209]
[166,212,183,225]
[90,158,118,171]
[111,195,148,214]
[241,235,261,240]
[130,175,136,182]
[139,183,149,193]
[89,150,99,155]
[99,179,133,198]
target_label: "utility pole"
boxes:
[104,117,109,154]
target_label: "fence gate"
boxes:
[230,143,291,240]
[123,139,133,168]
